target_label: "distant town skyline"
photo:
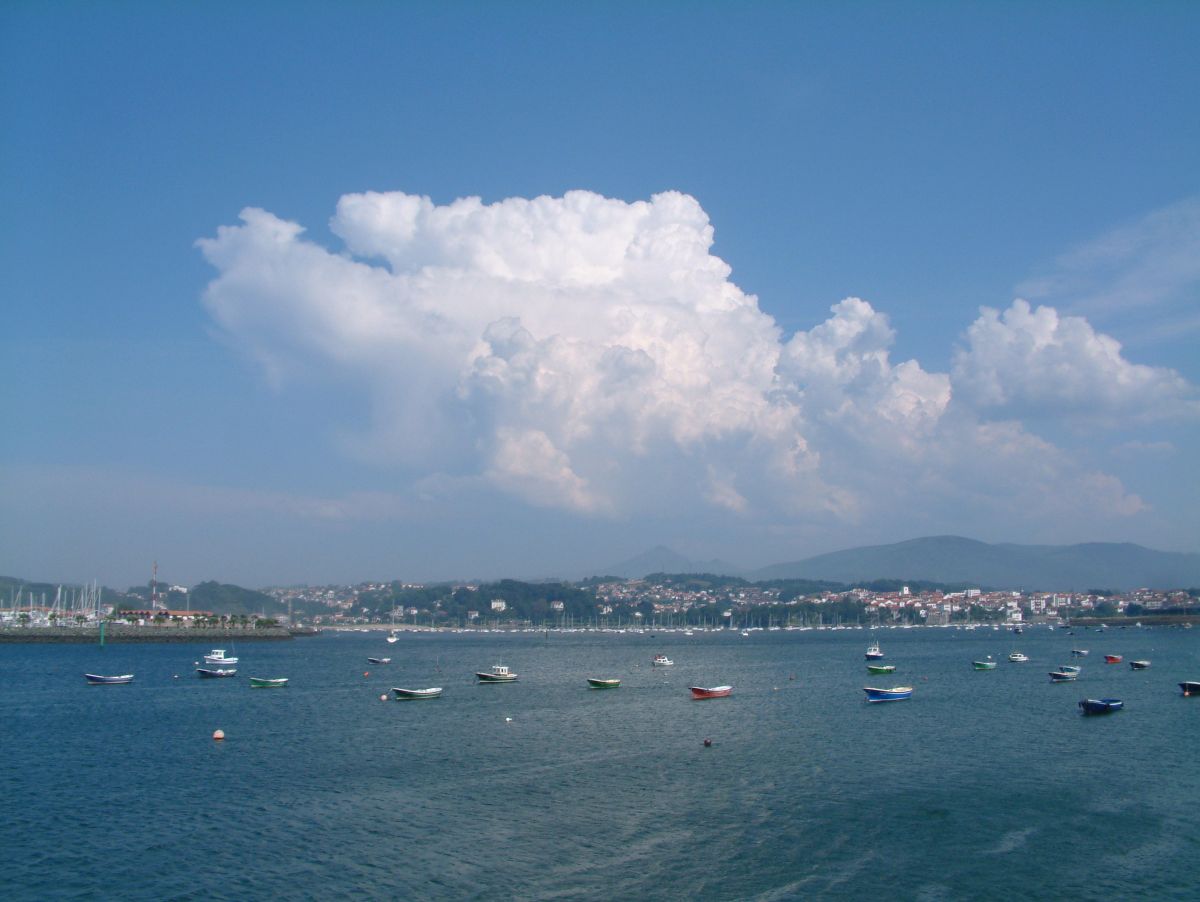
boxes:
[2,4,1198,587]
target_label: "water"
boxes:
[2,626,1197,900]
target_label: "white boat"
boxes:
[1008,652,1029,663]
[652,654,674,666]
[392,687,442,699]
[386,631,399,644]
[865,641,884,660]
[203,649,238,665]
[476,664,518,683]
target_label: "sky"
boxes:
[2,1,1198,589]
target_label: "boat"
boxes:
[1071,649,1089,657]
[367,657,392,664]
[386,631,399,644]
[1058,664,1082,674]
[1008,652,1029,663]
[476,664,518,682]
[1180,681,1200,696]
[392,687,443,700]
[652,654,674,666]
[1104,655,1122,664]
[972,657,997,670]
[1048,670,1078,682]
[249,676,288,688]
[586,678,621,689]
[1129,660,1150,670]
[865,641,884,660]
[84,673,134,685]
[196,667,238,678]
[863,686,913,702]
[203,649,238,665]
[866,663,896,675]
[1079,697,1123,715]
[689,685,732,699]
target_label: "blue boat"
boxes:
[1078,698,1123,715]
[1048,671,1078,682]
[863,686,912,703]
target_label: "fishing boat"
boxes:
[476,664,518,683]
[586,678,621,689]
[866,663,896,675]
[1104,654,1122,664]
[863,686,913,702]
[249,677,288,688]
[367,657,392,664]
[84,673,134,685]
[196,667,238,678]
[865,641,884,660]
[1129,660,1150,670]
[1048,670,1078,682]
[203,649,238,665]
[972,657,997,671]
[1071,649,1089,657]
[1180,681,1200,696]
[1008,652,1029,663]
[392,687,443,700]
[652,654,674,666]
[1079,697,1123,715]
[689,685,732,699]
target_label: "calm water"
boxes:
[2,626,1198,900]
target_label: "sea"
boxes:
[2,625,1197,900]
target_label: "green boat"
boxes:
[249,676,288,688]
[866,664,895,675]
[587,678,621,689]
[972,657,997,671]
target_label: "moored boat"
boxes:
[973,657,997,671]
[1071,649,1089,657]
[84,673,134,685]
[1048,670,1078,682]
[203,649,238,665]
[392,687,443,700]
[1180,681,1200,696]
[866,663,896,675]
[1104,654,1122,664]
[476,664,518,683]
[367,657,391,664]
[1058,664,1082,674]
[196,667,238,678]
[689,685,732,699]
[1008,652,1029,663]
[249,677,288,688]
[586,678,621,689]
[1079,697,1123,715]
[865,641,884,660]
[1129,660,1150,670]
[652,654,674,666]
[863,686,913,702]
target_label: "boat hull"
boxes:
[1048,671,1078,682]
[476,673,517,682]
[587,678,621,689]
[84,673,133,685]
[1181,682,1200,696]
[1104,655,1122,664]
[196,668,238,678]
[690,686,732,699]
[1079,698,1123,714]
[972,661,997,670]
[392,687,443,699]
[367,658,391,664]
[1129,661,1150,670]
[866,664,896,674]
[249,677,288,688]
[863,686,913,702]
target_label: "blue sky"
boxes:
[2,2,1197,588]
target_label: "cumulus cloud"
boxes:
[952,299,1199,423]
[198,189,1162,531]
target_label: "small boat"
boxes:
[652,655,674,667]
[84,673,134,685]
[367,657,392,664]
[203,649,238,665]
[1059,664,1082,673]
[1008,652,1029,663]
[1129,660,1150,670]
[863,686,913,702]
[1071,649,1089,657]
[865,641,884,660]
[1104,655,1122,664]
[249,677,288,688]
[866,663,896,675]
[196,668,238,678]
[476,664,518,683]
[1079,697,1123,715]
[586,678,621,689]
[1180,681,1200,696]
[386,633,399,644]
[1049,670,1078,682]
[689,685,732,699]
[392,687,443,700]
[973,657,997,671]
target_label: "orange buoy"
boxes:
[212,729,225,741]
[363,671,369,677]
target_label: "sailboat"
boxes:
[387,607,399,643]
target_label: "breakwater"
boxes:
[0,626,293,644]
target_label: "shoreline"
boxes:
[0,626,295,644]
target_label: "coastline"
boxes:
[0,626,295,644]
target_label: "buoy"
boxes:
[703,738,712,747]
[173,674,179,679]
[212,729,225,741]
[364,672,369,677]
[380,694,388,701]
[505,716,513,722]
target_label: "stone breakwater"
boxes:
[0,626,294,643]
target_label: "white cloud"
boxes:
[198,189,1165,532]
[952,299,1198,423]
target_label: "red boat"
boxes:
[1104,655,1122,664]
[689,685,732,699]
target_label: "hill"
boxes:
[751,536,1200,591]
[598,545,743,579]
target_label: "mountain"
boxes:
[751,536,1200,591]
[598,545,743,580]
